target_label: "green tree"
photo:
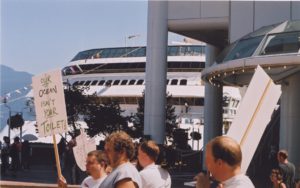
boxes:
[84,100,128,137]
[64,82,91,137]
[64,82,129,138]
[127,93,144,139]
[129,92,178,141]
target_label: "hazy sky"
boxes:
[1,0,183,75]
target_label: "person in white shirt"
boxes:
[58,150,108,188]
[81,150,108,188]
[138,140,171,188]
[195,136,254,188]
[99,131,142,188]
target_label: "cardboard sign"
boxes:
[32,70,68,137]
[227,65,281,173]
[184,65,281,187]
[73,129,96,171]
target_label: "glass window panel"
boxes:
[113,80,120,85]
[180,79,187,85]
[136,80,144,85]
[190,62,199,68]
[72,81,79,86]
[260,32,300,55]
[181,62,191,68]
[105,80,112,86]
[182,98,194,106]
[192,46,202,55]
[223,36,264,62]
[125,97,137,104]
[136,63,145,68]
[168,46,178,56]
[195,98,204,106]
[137,48,146,56]
[121,80,128,85]
[184,46,192,55]
[178,46,185,55]
[101,97,112,104]
[129,80,136,85]
[101,49,110,58]
[111,97,125,104]
[84,81,91,86]
[128,63,138,68]
[168,62,181,68]
[98,80,105,85]
[171,79,178,85]
[91,80,98,85]
[172,98,180,105]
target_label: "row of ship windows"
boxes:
[94,97,204,106]
[73,79,188,86]
[79,62,205,71]
[63,62,205,76]
[71,46,205,61]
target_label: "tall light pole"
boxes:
[125,34,141,56]
[3,97,11,142]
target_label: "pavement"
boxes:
[0,165,196,188]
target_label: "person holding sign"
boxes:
[99,131,142,188]
[194,136,254,188]
[58,150,109,188]
[81,150,109,188]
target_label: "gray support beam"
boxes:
[144,0,168,144]
[280,72,300,179]
[203,45,223,169]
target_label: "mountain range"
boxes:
[0,65,34,130]
[1,65,33,96]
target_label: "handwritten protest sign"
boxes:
[73,129,96,171]
[32,70,68,137]
[227,65,281,173]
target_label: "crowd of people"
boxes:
[58,131,171,188]
[1,131,299,188]
[56,131,299,188]
[0,136,31,177]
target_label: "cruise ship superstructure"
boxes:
[62,44,241,149]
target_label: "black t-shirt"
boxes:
[279,162,295,188]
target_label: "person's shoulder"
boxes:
[118,162,138,172]
[82,176,93,182]
[224,174,254,188]
[287,161,296,168]
[140,165,170,179]
[238,175,255,188]
[81,176,93,187]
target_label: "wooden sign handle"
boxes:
[53,135,62,178]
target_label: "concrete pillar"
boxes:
[203,45,223,165]
[144,0,168,144]
[280,72,300,178]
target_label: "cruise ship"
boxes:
[62,44,241,149]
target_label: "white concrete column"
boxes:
[280,72,300,178]
[144,0,168,144]
[203,45,223,147]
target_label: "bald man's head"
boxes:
[207,136,242,167]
